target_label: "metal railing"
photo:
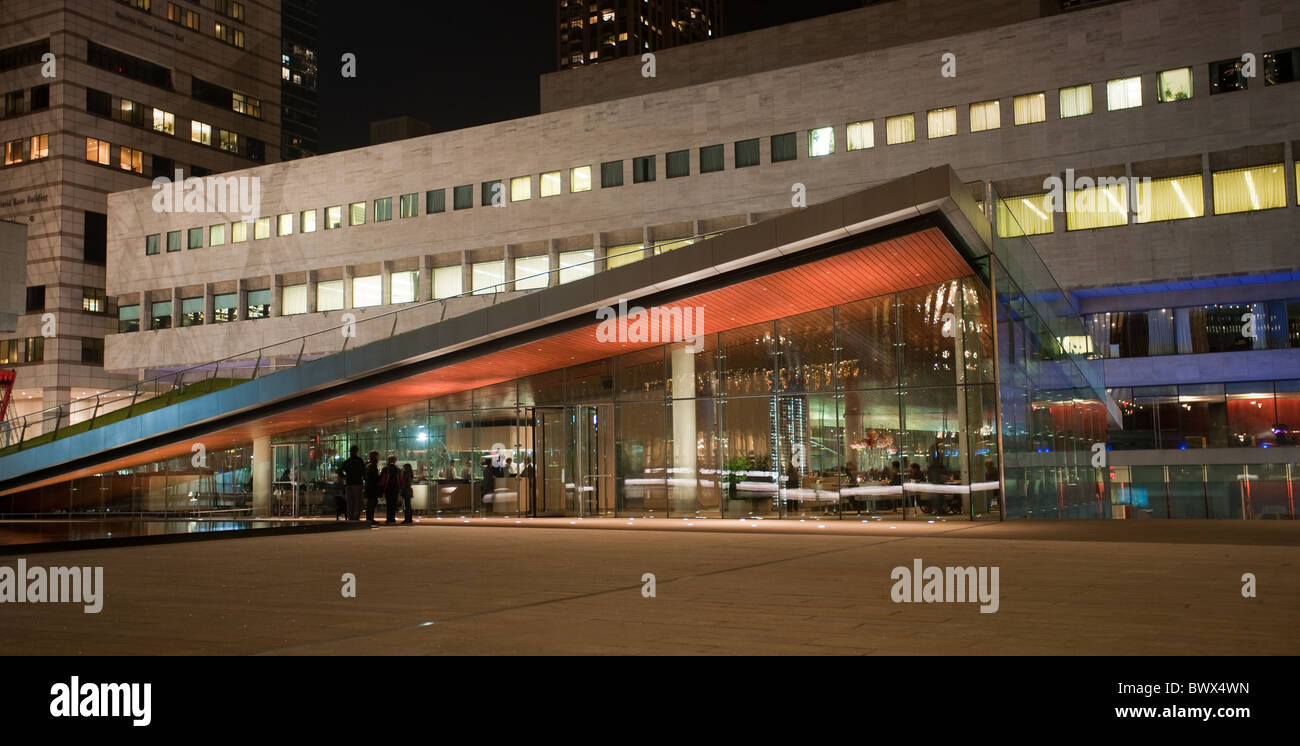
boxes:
[0,232,730,452]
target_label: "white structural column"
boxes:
[253,436,273,513]
[671,343,696,513]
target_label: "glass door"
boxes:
[271,443,300,516]
[533,407,568,516]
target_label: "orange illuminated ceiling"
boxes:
[16,227,971,491]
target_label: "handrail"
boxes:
[3,230,734,449]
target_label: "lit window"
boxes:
[119,145,142,173]
[808,126,834,156]
[246,289,269,319]
[926,108,957,139]
[885,114,914,144]
[654,237,694,255]
[996,193,1054,237]
[472,260,506,295]
[209,224,226,246]
[4,139,21,165]
[316,280,344,311]
[232,92,261,118]
[570,166,592,192]
[391,271,418,304]
[433,266,462,299]
[399,193,418,218]
[510,176,531,201]
[1133,174,1204,223]
[1058,85,1093,118]
[152,108,175,134]
[352,275,381,307]
[218,129,238,153]
[277,213,293,236]
[1066,180,1129,230]
[348,202,365,225]
[559,249,595,284]
[606,243,643,270]
[191,121,212,145]
[846,121,873,151]
[1107,77,1142,111]
[969,100,1000,132]
[1212,164,1287,215]
[85,137,110,165]
[1013,93,1046,125]
[231,221,249,243]
[325,206,342,229]
[82,287,106,313]
[254,217,270,239]
[374,196,392,222]
[515,255,549,290]
[282,284,308,315]
[540,171,561,197]
[1157,68,1193,102]
[28,134,49,159]
[213,293,238,322]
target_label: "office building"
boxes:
[556,0,722,70]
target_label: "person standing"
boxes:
[400,463,416,524]
[337,445,366,521]
[378,455,404,525]
[364,450,382,524]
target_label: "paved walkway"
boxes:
[1,520,1295,655]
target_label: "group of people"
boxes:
[335,445,415,524]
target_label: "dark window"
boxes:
[151,301,172,330]
[427,189,446,213]
[29,84,49,110]
[166,230,182,252]
[453,185,472,210]
[151,155,174,179]
[246,137,265,162]
[191,76,233,108]
[81,337,104,365]
[180,297,204,327]
[118,304,140,333]
[601,160,623,188]
[481,180,502,206]
[190,165,212,178]
[666,149,689,179]
[4,90,24,116]
[87,41,171,89]
[145,234,160,255]
[25,286,44,312]
[187,227,203,249]
[735,138,760,168]
[0,38,51,73]
[632,155,656,183]
[86,88,112,116]
[771,132,797,162]
[83,211,107,264]
[1209,58,1248,94]
[700,144,724,173]
[24,336,43,363]
[1265,46,1300,86]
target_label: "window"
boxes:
[231,221,249,242]
[1013,93,1046,125]
[1066,180,1129,230]
[472,261,506,295]
[84,211,107,264]
[0,339,20,364]
[374,197,392,222]
[3,139,20,165]
[482,180,503,206]
[433,266,461,299]
[570,166,592,192]
[151,155,173,179]
[282,284,307,315]
[232,92,261,118]
[427,189,446,213]
[606,243,643,269]
[24,337,43,363]
[1107,76,1142,110]
[30,84,49,111]
[540,171,562,197]
[80,287,106,313]
[515,255,549,290]
[510,176,531,201]
[700,144,724,172]
[180,297,204,326]
[846,121,874,151]
[114,96,138,123]
[191,121,212,146]
[1134,174,1204,223]
[1059,84,1093,118]
[348,202,365,225]
[26,286,46,312]
[927,108,957,139]
[28,134,49,159]
[151,300,173,330]
[85,137,110,165]
[120,146,143,173]
[152,107,175,134]
[601,161,623,187]
[453,185,473,210]
[167,3,200,30]
[734,138,759,167]
[808,127,834,157]
[770,133,796,162]
[246,289,270,319]
[886,114,915,144]
[654,237,694,255]
[218,129,238,153]
[969,101,1000,132]
[145,234,161,255]
[1264,46,1300,86]
[166,230,182,252]
[391,271,418,304]
[559,249,594,284]
[1212,165,1287,214]
[118,305,140,333]
[1157,68,1193,102]
[399,193,418,218]
[665,150,689,179]
[86,41,171,88]
[1210,58,1248,94]
[214,22,245,48]
[81,337,104,365]
[632,155,656,182]
[216,0,244,21]
[4,90,24,116]
[213,293,237,322]
[253,217,270,239]
[187,226,203,249]
[87,88,112,117]
[316,280,344,311]
[353,275,381,307]
[996,193,1054,237]
[209,224,226,246]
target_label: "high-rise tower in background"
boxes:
[556,0,722,70]
[280,0,318,160]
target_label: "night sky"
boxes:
[315,0,870,153]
